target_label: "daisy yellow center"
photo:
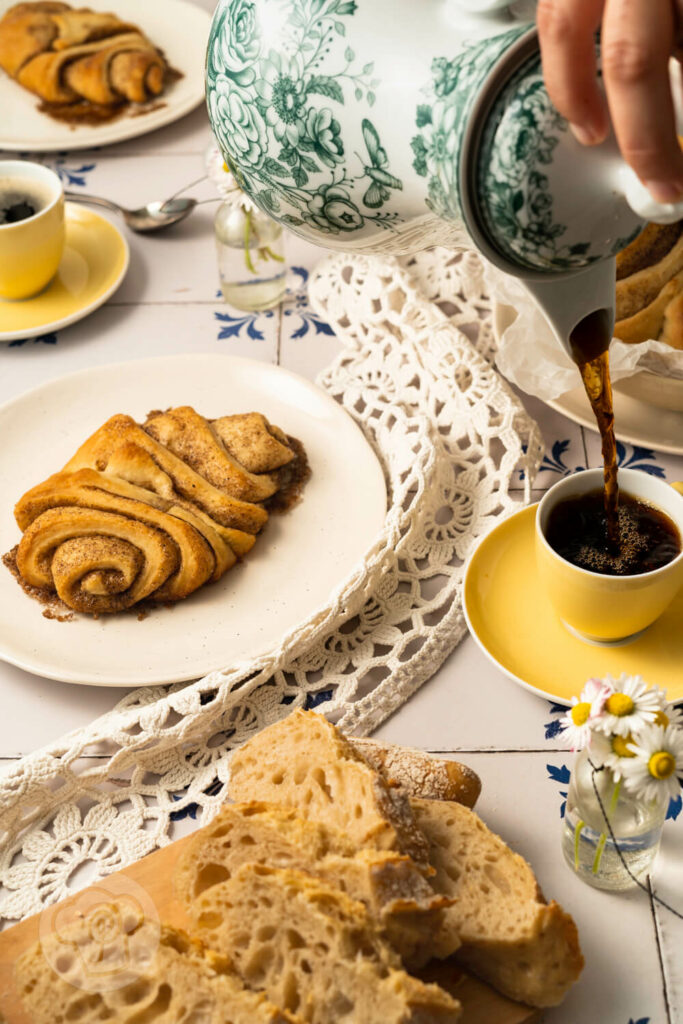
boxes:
[655,710,670,727]
[605,693,635,717]
[571,702,591,727]
[611,734,635,758]
[648,751,676,780]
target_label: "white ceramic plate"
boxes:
[0,354,388,686]
[493,302,683,457]
[0,0,210,152]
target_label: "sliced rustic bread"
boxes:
[189,863,462,1024]
[16,902,299,1024]
[228,710,429,866]
[351,739,481,808]
[412,799,583,1008]
[174,800,457,967]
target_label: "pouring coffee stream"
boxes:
[569,309,620,551]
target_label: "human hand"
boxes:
[537,0,683,203]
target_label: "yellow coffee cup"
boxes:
[0,160,65,300]
[536,468,683,644]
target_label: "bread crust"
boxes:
[351,738,481,808]
[411,799,584,1008]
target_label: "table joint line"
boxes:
[648,877,674,1024]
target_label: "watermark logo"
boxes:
[38,874,160,993]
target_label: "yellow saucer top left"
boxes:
[0,204,129,341]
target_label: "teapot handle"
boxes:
[621,166,683,225]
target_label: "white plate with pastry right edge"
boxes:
[0,354,388,686]
[0,0,210,152]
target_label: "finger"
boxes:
[537,0,609,144]
[602,0,683,199]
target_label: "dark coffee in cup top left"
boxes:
[0,179,52,225]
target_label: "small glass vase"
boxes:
[561,748,667,891]
[214,201,286,312]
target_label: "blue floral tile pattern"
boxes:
[666,794,681,822]
[538,438,585,477]
[616,443,665,478]
[546,762,570,818]
[213,265,336,341]
[9,333,58,347]
[51,159,96,188]
[304,689,334,709]
[535,439,664,480]
[284,266,335,338]
[215,308,275,340]
[544,701,568,740]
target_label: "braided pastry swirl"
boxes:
[0,2,170,112]
[10,408,306,615]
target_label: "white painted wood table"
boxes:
[0,2,681,1019]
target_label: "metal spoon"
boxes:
[64,191,197,232]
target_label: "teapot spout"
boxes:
[521,259,616,360]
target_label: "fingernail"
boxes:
[643,180,683,203]
[570,123,598,146]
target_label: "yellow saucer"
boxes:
[0,203,128,342]
[463,505,683,704]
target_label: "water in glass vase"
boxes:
[215,202,286,312]
[561,748,666,891]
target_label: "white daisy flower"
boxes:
[559,699,594,750]
[205,141,258,213]
[596,674,662,737]
[588,730,637,780]
[559,678,612,750]
[654,701,683,730]
[621,724,683,804]
[580,676,613,715]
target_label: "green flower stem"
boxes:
[260,246,285,263]
[574,819,585,871]
[592,778,622,875]
[243,210,256,274]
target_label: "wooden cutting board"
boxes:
[0,832,541,1024]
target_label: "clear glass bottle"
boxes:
[214,201,286,312]
[561,748,667,892]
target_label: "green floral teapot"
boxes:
[206,0,683,347]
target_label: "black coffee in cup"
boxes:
[0,181,50,225]
[546,489,681,576]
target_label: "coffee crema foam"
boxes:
[0,177,53,225]
[546,489,681,577]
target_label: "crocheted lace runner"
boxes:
[0,249,543,926]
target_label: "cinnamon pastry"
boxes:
[0,2,172,118]
[64,415,270,534]
[143,406,279,503]
[7,406,308,616]
[212,412,296,473]
[615,221,683,349]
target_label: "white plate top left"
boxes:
[0,0,211,152]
